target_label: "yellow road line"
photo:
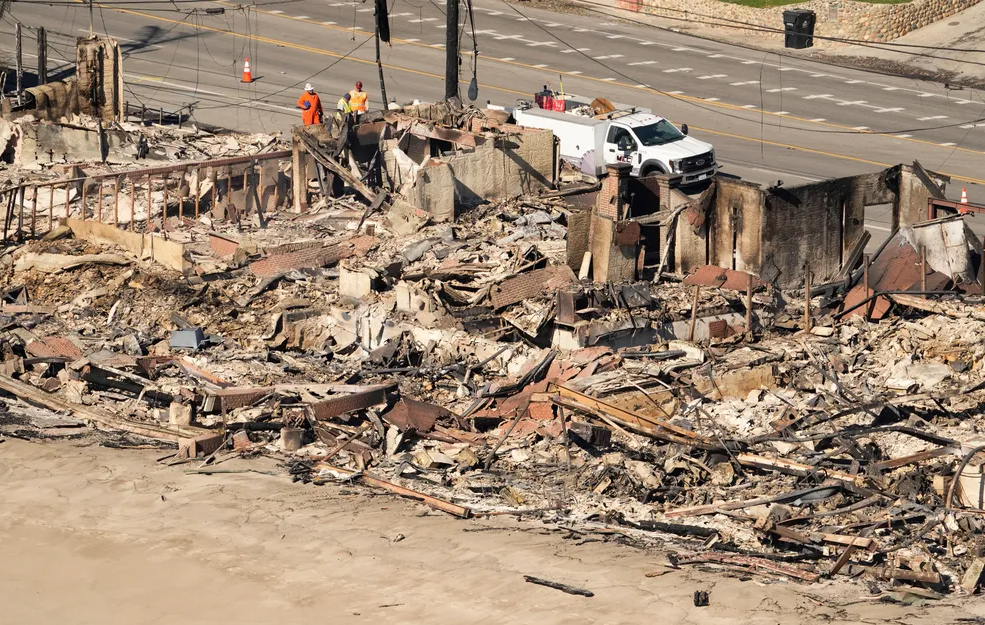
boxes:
[228,1,985,159]
[100,4,985,186]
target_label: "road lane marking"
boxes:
[122,2,985,164]
[917,115,947,121]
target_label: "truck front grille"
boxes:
[679,152,714,173]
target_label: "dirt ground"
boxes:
[2,436,984,625]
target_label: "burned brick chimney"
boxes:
[588,162,640,283]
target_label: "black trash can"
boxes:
[782,9,816,49]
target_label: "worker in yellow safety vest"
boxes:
[348,81,368,115]
[335,92,353,126]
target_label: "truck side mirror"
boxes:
[681,124,689,136]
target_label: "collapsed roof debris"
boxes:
[6,86,985,602]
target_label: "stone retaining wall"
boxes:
[615,0,982,46]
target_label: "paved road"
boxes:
[2,0,984,248]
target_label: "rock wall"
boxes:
[617,0,983,46]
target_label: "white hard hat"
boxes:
[304,83,313,91]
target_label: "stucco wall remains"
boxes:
[444,128,555,206]
[76,37,125,122]
[761,170,894,286]
[10,120,132,165]
[673,163,944,288]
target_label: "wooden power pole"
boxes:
[14,21,22,105]
[37,27,47,85]
[444,0,459,100]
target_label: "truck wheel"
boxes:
[640,165,665,178]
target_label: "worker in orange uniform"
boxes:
[296,83,324,126]
[348,80,368,117]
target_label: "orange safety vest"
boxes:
[349,89,368,113]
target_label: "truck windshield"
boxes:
[633,120,684,146]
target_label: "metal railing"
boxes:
[1,149,292,244]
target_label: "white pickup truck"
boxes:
[512,100,717,186]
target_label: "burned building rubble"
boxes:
[8,83,985,602]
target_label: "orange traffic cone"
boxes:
[241,58,253,83]
[962,188,969,204]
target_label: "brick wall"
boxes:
[596,163,631,221]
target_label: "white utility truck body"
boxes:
[513,99,717,185]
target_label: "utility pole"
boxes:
[375,28,387,110]
[89,0,94,37]
[444,0,459,101]
[37,27,47,85]
[14,21,22,106]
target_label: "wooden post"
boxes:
[113,177,120,227]
[17,186,25,236]
[745,274,753,334]
[981,236,985,294]
[863,254,869,294]
[258,162,264,214]
[130,178,135,232]
[80,179,87,221]
[211,168,218,213]
[862,254,870,321]
[64,182,70,221]
[146,174,152,231]
[688,286,700,342]
[46,183,53,233]
[804,264,812,332]
[30,186,36,236]
[96,179,103,222]
[162,174,168,224]
[920,245,927,296]
[194,169,201,219]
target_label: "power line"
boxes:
[570,0,985,54]
[498,0,985,136]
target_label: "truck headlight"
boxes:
[710,150,716,164]
[669,160,680,173]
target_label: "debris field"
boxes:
[4,101,985,605]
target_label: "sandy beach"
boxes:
[2,436,984,625]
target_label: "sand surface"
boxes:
[2,437,984,624]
